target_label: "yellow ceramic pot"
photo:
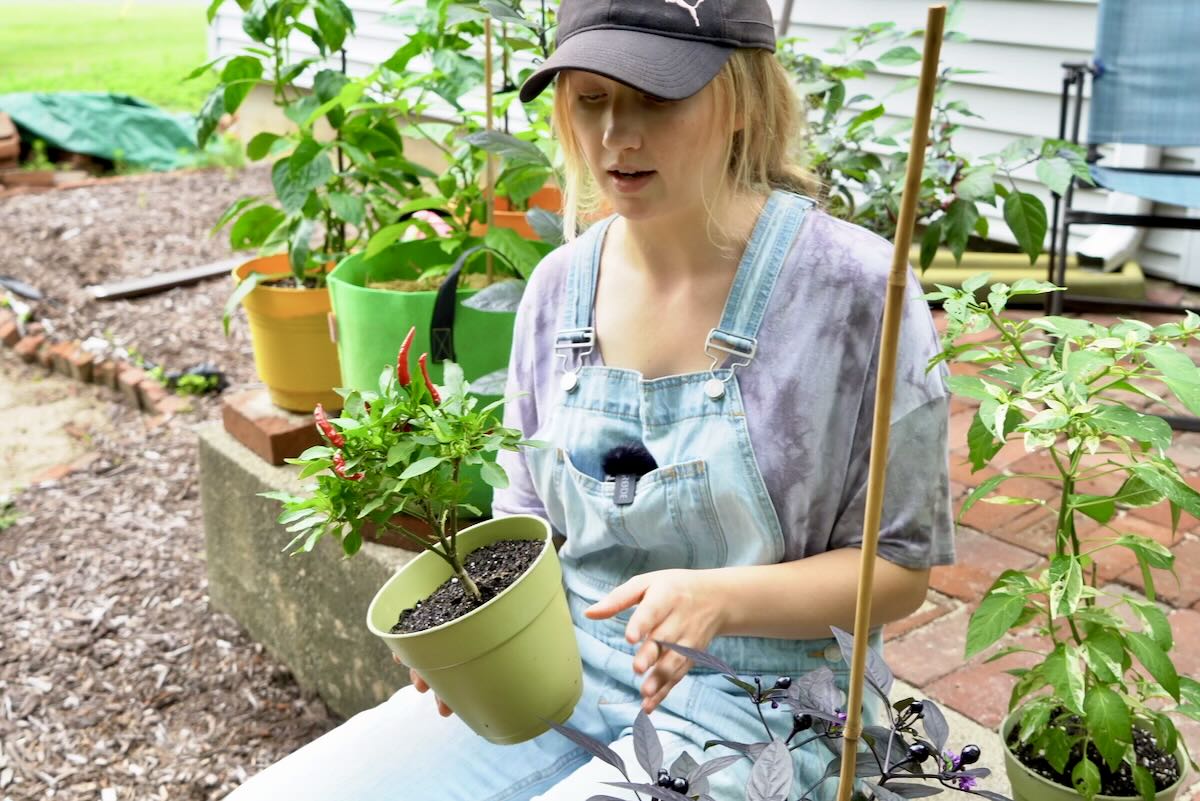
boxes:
[233,254,342,412]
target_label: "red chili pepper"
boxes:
[314,404,345,448]
[418,353,440,405]
[397,326,416,387]
[331,451,364,481]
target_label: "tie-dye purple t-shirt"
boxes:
[492,208,955,570]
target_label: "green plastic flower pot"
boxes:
[366,514,583,745]
[328,241,517,516]
[1002,709,1190,801]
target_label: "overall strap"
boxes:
[706,191,813,366]
[555,215,616,361]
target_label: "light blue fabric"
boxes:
[1089,165,1200,209]
[228,191,878,801]
[1088,0,1200,148]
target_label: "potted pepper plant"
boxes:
[264,327,583,744]
[931,275,1200,801]
[195,0,428,411]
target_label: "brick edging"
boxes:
[0,308,192,419]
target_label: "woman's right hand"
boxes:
[394,655,454,717]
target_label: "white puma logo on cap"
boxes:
[664,0,704,27]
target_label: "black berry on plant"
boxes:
[959,744,981,766]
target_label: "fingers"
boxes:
[584,575,649,622]
[639,649,693,714]
[407,667,453,716]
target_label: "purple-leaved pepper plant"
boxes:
[262,326,543,601]
[548,627,1010,801]
[930,276,1200,800]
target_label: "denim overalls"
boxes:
[230,191,878,801]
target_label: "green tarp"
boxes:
[0,92,199,171]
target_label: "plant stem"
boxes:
[987,310,1034,367]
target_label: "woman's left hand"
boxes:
[584,569,728,714]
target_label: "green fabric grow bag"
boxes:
[328,240,519,516]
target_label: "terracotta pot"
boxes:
[471,185,562,239]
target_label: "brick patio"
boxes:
[883,284,1200,798]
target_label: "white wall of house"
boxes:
[210,0,1200,284]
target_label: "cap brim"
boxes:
[519,28,734,103]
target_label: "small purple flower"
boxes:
[942,749,959,771]
[957,775,977,792]
[837,710,848,723]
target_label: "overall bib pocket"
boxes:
[552,448,728,588]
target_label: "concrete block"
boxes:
[222,388,322,466]
[199,422,415,719]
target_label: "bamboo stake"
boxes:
[834,7,945,801]
[484,17,496,283]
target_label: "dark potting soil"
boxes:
[1007,723,1180,797]
[389,539,544,634]
[262,275,324,290]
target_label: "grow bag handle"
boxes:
[430,244,485,363]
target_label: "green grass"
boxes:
[0,0,217,112]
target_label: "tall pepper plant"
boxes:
[931,276,1200,800]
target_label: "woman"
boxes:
[231,0,953,798]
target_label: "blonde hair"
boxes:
[551,49,819,241]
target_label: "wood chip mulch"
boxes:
[0,167,342,801]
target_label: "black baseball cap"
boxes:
[519,0,776,103]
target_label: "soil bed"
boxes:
[0,167,341,801]
[391,539,543,634]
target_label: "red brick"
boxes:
[117,367,147,409]
[0,319,18,348]
[138,379,168,409]
[886,606,972,687]
[33,463,75,483]
[1166,608,1200,680]
[948,457,999,489]
[13,334,45,362]
[884,591,955,642]
[949,395,977,416]
[949,409,977,451]
[955,475,1058,534]
[924,634,1047,728]
[1166,432,1200,472]
[1075,513,1181,584]
[36,340,55,370]
[154,395,193,418]
[930,528,1043,602]
[991,506,1101,559]
[0,308,13,328]
[1118,538,1200,608]
[68,348,94,383]
[222,388,324,466]
[989,438,1038,470]
[93,360,119,391]
[49,341,75,376]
